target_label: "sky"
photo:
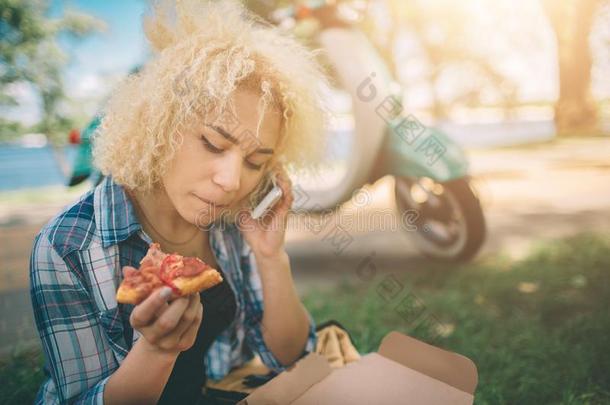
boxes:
[55,0,149,96]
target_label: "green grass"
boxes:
[2,233,609,404]
[0,348,45,404]
[302,233,610,404]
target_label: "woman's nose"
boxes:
[212,152,241,192]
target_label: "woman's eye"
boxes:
[200,135,224,153]
[245,161,264,171]
[201,134,265,170]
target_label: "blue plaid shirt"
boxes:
[29,176,317,404]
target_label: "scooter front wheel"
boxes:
[394,176,486,262]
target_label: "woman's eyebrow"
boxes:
[208,124,239,144]
[207,124,274,154]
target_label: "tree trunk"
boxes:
[542,0,600,135]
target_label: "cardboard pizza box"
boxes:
[238,331,478,405]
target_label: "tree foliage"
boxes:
[0,0,105,143]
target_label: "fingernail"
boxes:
[160,286,172,300]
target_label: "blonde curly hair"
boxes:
[93,0,331,194]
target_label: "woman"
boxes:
[29,1,330,403]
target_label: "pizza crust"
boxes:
[116,283,151,305]
[172,269,223,296]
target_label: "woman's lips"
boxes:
[194,194,228,208]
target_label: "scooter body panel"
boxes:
[380,122,470,183]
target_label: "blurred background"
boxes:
[1,0,609,403]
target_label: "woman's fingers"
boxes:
[255,166,292,229]
[274,168,292,204]
[150,295,191,336]
[156,294,203,351]
[170,294,202,341]
[132,290,203,352]
[130,286,172,329]
[177,299,204,350]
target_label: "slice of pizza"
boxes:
[116,243,223,305]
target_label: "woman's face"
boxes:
[161,88,282,227]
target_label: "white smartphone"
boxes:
[251,177,283,220]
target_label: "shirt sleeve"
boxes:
[239,240,318,373]
[30,231,114,405]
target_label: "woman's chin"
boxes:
[192,206,232,228]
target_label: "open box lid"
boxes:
[239,331,478,405]
[377,331,478,394]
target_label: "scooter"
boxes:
[66,114,103,187]
[271,1,486,262]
